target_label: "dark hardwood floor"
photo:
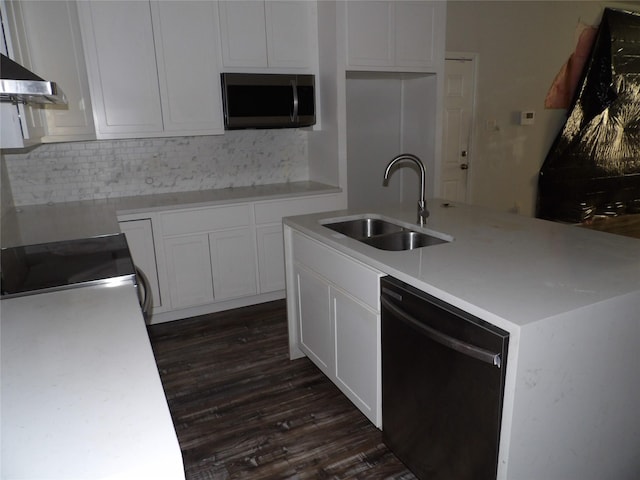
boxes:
[148,300,416,480]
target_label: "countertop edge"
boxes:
[282,204,640,331]
[1,182,342,248]
[283,211,517,331]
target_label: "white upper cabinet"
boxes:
[151,1,224,135]
[265,1,312,69]
[218,1,268,68]
[77,1,223,139]
[78,1,163,138]
[9,1,95,143]
[218,0,314,71]
[345,0,445,72]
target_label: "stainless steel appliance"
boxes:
[0,234,150,317]
[381,276,509,480]
[221,73,315,129]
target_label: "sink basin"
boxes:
[362,230,447,251]
[322,216,450,251]
[324,218,404,238]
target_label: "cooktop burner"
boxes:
[1,234,135,298]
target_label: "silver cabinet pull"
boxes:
[290,79,299,122]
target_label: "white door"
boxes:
[441,56,475,203]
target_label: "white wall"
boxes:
[346,73,438,211]
[346,74,403,209]
[446,1,636,216]
[308,0,341,188]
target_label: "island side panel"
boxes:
[504,291,640,479]
[284,224,306,359]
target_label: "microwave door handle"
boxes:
[290,80,298,123]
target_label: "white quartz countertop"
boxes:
[1,181,340,248]
[1,283,185,479]
[284,201,640,329]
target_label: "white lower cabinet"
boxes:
[254,193,343,295]
[162,230,257,309]
[295,265,332,374]
[289,230,382,427]
[163,234,215,309]
[209,227,257,301]
[122,191,343,321]
[332,287,379,423]
[256,224,286,293]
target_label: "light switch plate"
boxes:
[520,111,535,125]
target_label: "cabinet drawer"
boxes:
[161,204,251,236]
[254,194,341,225]
[292,231,381,309]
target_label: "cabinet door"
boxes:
[345,1,443,71]
[256,224,285,293]
[163,234,214,309]
[394,1,437,68]
[218,1,268,68]
[295,265,332,373]
[209,228,258,301]
[346,1,394,68]
[332,287,380,426]
[151,1,224,135]
[78,1,163,137]
[265,1,310,69]
[119,219,162,309]
[15,0,95,142]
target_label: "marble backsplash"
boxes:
[3,130,309,206]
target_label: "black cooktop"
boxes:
[1,234,136,298]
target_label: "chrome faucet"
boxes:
[383,153,429,226]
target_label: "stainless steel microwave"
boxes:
[221,73,315,129]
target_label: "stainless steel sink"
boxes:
[323,218,404,238]
[362,230,447,251]
[322,216,450,251]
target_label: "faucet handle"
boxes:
[417,200,429,226]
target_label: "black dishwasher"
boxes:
[381,276,509,480]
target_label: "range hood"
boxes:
[0,54,67,105]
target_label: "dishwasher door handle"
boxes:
[381,295,502,368]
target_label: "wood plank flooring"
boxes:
[148,300,416,480]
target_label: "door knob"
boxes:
[460,163,469,170]
[461,150,468,157]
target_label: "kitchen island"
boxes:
[283,200,640,480]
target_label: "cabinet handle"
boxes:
[381,295,502,368]
[290,80,298,122]
[135,266,152,323]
